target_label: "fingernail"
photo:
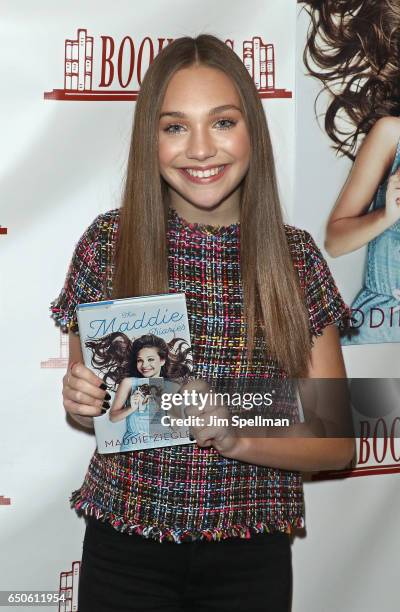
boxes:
[104,392,111,401]
[100,383,107,390]
[102,401,110,409]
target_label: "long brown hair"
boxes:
[113,34,311,376]
[300,0,400,159]
[85,332,192,390]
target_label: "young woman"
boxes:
[52,34,354,612]
[300,0,400,344]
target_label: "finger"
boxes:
[184,404,203,418]
[67,375,109,401]
[180,378,211,393]
[191,425,224,445]
[64,386,106,410]
[70,362,107,388]
[185,406,229,431]
[196,439,213,448]
[64,397,104,417]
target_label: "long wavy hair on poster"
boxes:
[299,0,400,159]
[85,332,192,391]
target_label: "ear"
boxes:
[160,358,166,366]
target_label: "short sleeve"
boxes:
[50,215,105,334]
[302,230,352,340]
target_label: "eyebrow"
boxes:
[159,104,242,119]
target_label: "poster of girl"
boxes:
[300,0,400,345]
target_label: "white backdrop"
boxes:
[0,1,398,611]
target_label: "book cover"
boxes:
[76,293,194,454]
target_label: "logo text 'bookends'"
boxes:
[44,29,292,101]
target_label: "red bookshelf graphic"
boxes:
[242,36,288,98]
[64,30,93,92]
[312,463,400,481]
[44,29,292,101]
[0,495,11,505]
[313,434,400,480]
[312,415,400,480]
[41,331,69,369]
[0,226,8,235]
[58,561,80,612]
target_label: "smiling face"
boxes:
[158,64,251,224]
[136,347,166,377]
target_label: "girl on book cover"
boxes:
[85,332,191,442]
[54,33,354,612]
[85,331,192,388]
[301,0,400,344]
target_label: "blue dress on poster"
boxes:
[120,379,151,451]
[342,139,400,345]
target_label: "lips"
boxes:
[179,164,229,184]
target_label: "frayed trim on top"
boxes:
[70,489,305,544]
[50,304,78,334]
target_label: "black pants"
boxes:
[78,516,292,612]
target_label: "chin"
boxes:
[182,193,229,210]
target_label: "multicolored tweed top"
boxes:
[51,207,351,543]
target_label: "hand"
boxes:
[63,362,110,419]
[130,389,145,412]
[184,392,240,457]
[384,169,400,226]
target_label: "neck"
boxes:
[168,192,240,226]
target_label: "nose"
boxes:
[186,125,217,161]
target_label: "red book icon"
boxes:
[64,29,94,92]
[0,226,8,235]
[0,495,11,505]
[242,37,288,98]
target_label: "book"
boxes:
[71,41,79,90]
[65,40,72,90]
[78,29,86,91]
[84,36,94,91]
[76,293,194,454]
[243,40,253,78]
[266,45,275,89]
[253,37,261,90]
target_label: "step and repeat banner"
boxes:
[1,1,399,610]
